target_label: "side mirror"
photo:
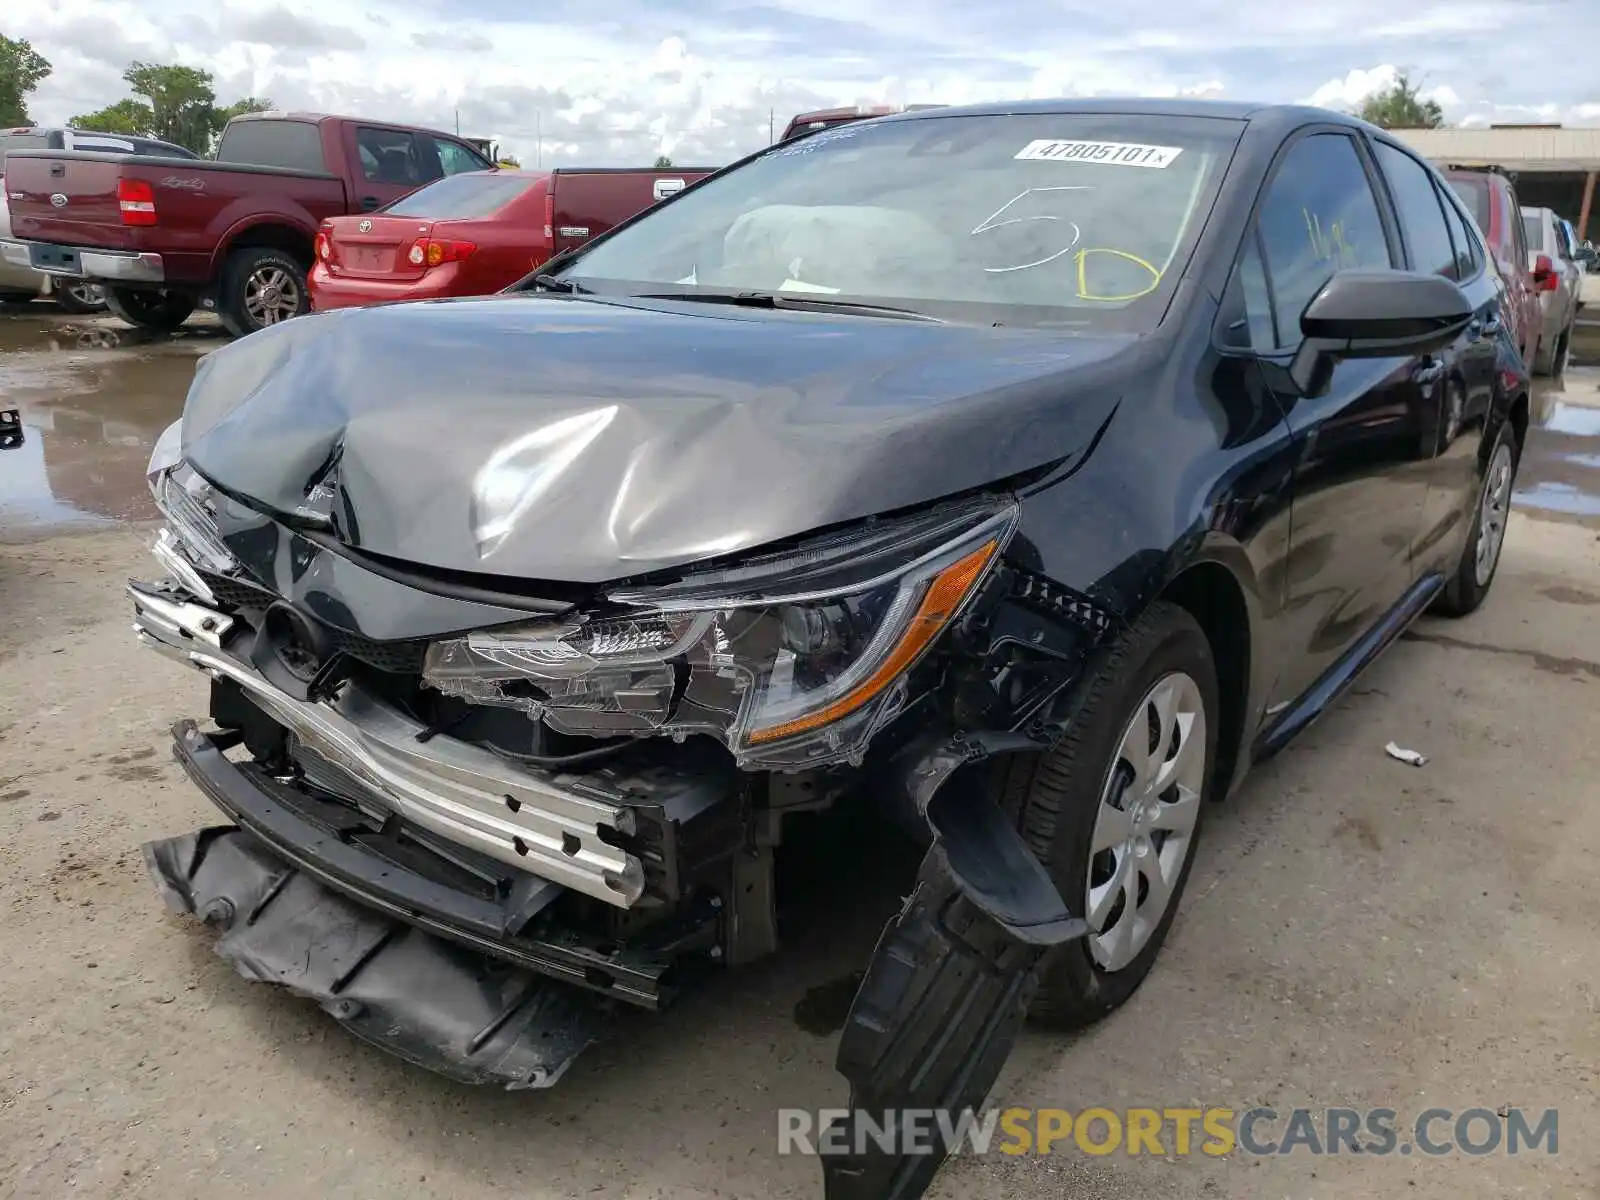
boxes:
[1287,270,1473,398]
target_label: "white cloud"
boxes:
[6,0,1596,167]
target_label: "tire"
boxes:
[216,246,309,338]
[1434,420,1519,617]
[53,281,106,315]
[1003,601,1219,1029]
[104,287,196,333]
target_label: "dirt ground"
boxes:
[2,304,1598,1198]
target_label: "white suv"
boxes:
[1519,205,1583,375]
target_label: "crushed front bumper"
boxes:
[146,805,597,1089]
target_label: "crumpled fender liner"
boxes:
[823,851,1046,1200]
[905,731,1088,947]
[145,827,600,1089]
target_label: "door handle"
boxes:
[359,196,381,211]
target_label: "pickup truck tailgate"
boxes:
[2,152,136,249]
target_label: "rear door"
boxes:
[1369,138,1496,569]
[347,125,438,213]
[1246,130,1433,709]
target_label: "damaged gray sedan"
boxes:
[132,100,1524,1200]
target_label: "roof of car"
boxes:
[885,98,1367,130]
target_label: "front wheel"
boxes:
[216,247,309,338]
[104,287,196,333]
[1434,421,1519,617]
[1005,601,1218,1028]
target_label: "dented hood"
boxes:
[181,294,1134,583]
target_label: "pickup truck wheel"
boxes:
[1001,601,1218,1029]
[218,247,309,338]
[54,282,106,315]
[104,287,196,333]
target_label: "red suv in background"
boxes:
[1443,167,1540,369]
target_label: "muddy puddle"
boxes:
[0,312,222,535]
[1516,367,1600,522]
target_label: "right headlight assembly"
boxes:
[423,498,1018,769]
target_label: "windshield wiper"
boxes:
[532,273,589,294]
[632,290,945,323]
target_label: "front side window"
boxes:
[434,139,491,176]
[1374,142,1458,278]
[560,113,1243,329]
[1253,133,1391,348]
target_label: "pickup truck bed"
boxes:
[0,112,495,337]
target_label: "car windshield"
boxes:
[559,113,1243,329]
[385,172,535,219]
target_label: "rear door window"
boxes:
[215,120,327,172]
[1522,213,1544,256]
[1436,182,1482,278]
[1508,192,1530,265]
[384,173,534,218]
[1446,177,1490,236]
[1373,142,1458,278]
[357,127,432,186]
[1254,132,1392,347]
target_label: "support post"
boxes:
[1579,170,1596,244]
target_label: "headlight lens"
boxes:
[423,499,1015,768]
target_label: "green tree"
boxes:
[653,154,674,169]
[216,95,273,125]
[1356,72,1446,130]
[0,34,52,127]
[69,98,153,136]
[496,153,522,167]
[123,62,221,153]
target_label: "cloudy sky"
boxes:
[8,0,1597,166]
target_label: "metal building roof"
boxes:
[1391,126,1600,172]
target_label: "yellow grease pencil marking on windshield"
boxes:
[1075,248,1161,302]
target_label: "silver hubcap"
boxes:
[1086,671,1207,972]
[1473,441,1514,587]
[244,265,301,327]
[68,283,104,306]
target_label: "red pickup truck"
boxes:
[0,111,496,336]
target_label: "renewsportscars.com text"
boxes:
[777,1106,1559,1159]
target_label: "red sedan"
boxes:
[309,166,710,311]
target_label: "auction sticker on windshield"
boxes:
[1015,140,1183,168]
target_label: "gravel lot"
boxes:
[2,304,1598,1199]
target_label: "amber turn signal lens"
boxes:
[746,538,999,745]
